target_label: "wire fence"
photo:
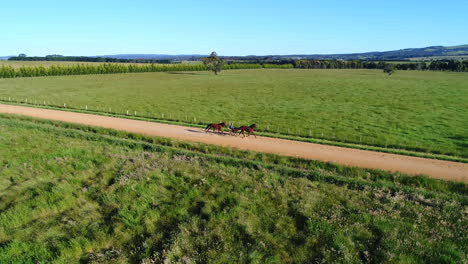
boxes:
[0,96,462,158]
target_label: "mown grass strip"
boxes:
[2,114,466,202]
[1,100,466,163]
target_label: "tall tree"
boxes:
[202,52,224,75]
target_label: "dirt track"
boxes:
[1,104,467,183]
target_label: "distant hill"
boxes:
[3,44,467,61]
[316,45,468,60]
[98,45,468,61]
[224,45,468,61]
[96,54,206,61]
[0,56,12,60]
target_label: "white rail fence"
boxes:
[0,96,457,157]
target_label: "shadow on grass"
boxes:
[448,135,468,153]
[186,129,234,137]
[165,71,200,75]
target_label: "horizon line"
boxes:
[2,43,467,58]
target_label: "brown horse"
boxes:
[205,122,227,134]
[238,124,257,138]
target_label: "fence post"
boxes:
[134,111,137,116]
[126,110,129,115]
[86,105,88,110]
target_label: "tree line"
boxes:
[0,63,292,78]
[9,53,467,72]
[293,59,468,72]
[1,59,465,79]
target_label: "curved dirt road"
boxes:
[1,104,467,183]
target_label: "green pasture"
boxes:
[409,56,468,61]
[0,69,467,157]
[0,114,466,263]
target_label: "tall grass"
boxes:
[0,114,466,263]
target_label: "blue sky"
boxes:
[2,0,467,56]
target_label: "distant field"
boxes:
[385,60,423,64]
[409,56,468,61]
[0,60,143,68]
[0,60,202,69]
[0,114,466,263]
[0,69,467,157]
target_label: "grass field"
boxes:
[0,114,466,263]
[0,69,466,157]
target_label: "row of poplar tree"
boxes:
[0,63,292,78]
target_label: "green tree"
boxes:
[202,51,224,75]
[383,63,395,75]
[18,53,27,57]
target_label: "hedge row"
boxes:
[0,63,292,78]
[294,59,468,72]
